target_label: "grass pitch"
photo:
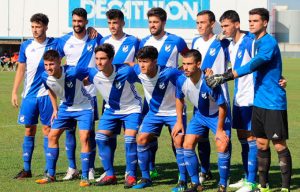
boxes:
[0,58,299,191]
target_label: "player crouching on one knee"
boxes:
[35,50,93,187]
[172,49,231,192]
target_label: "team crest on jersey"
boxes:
[87,44,93,52]
[209,48,216,56]
[66,81,73,88]
[31,48,35,52]
[122,45,129,53]
[201,92,207,99]
[165,44,171,52]
[19,115,25,123]
[159,82,166,90]
[237,50,242,59]
[69,45,74,49]
[115,81,122,89]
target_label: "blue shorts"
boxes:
[99,111,142,134]
[52,107,93,131]
[92,96,99,121]
[18,96,52,126]
[140,113,187,136]
[186,112,231,138]
[232,105,253,131]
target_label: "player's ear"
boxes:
[235,21,240,29]
[197,61,201,68]
[263,20,268,28]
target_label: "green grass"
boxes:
[0,58,299,191]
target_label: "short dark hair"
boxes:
[197,10,215,23]
[72,8,87,20]
[43,50,60,61]
[106,9,124,21]
[30,13,49,26]
[249,8,269,22]
[147,7,167,22]
[219,10,240,23]
[94,43,115,59]
[182,49,202,63]
[137,46,158,61]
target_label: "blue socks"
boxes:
[197,138,211,174]
[109,135,117,165]
[81,152,91,179]
[247,140,258,183]
[22,136,35,171]
[184,149,199,184]
[43,136,48,172]
[149,139,158,171]
[218,151,231,186]
[65,129,76,169]
[137,144,151,179]
[96,133,114,176]
[125,135,137,177]
[176,148,187,182]
[46,147,59,177]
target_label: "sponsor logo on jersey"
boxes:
[209,48,216,56]
[159,82,166,89]
[87,44,93,52]
[31,48,35,52]
[69,44,74,49]
[66,81,73,88]
[122,45,129,53]
[165,44,171,52]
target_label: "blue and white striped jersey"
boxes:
[88,65,142,114]
[132,64,182,116]
[192,35,230,102]
[57,32,102,96]
[139,32,188,68]
[18,37,57,98]
[229,33,255,107]
[42,65,92,111]
[100,34,139,64]
[176,74,225,117]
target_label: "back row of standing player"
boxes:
[11,6,291,192]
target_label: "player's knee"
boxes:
[42,126,51,136]
[273,140,287,152]
[25,126,36,136]
[137,134,150,145]
[183,140,195,149]
[173,135,184,148]
[216,142,228,153]
[256,138,269,150]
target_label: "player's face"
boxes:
[196,14,214,36]
[182,56,201,77]
[221,19,239,38]
[44,59,61,77]
[107,18,124,36]
[31,22,47,39]
[148,16,165,36]
[138,58,157,75]
[249,14,268,36]
[72,15,88,34]
[95,51,112,71]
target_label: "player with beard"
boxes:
[138,7,189,180]
[56,8,102,181]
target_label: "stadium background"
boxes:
[0,0,299,191]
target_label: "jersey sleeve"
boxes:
[56,37,66,58]
[18,42,27,63]
[176,37,188,53]
[96,33,103,45]
[236,40,276,77]
[88,68,97,84]
[41,73,49,90]
[176,76,185,99]
[211,85,225,106]
[170,68,183,86]
[127,66,141,83]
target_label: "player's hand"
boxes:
[215,129,229,147]
[204,68,214,76]
[11,93,18,108]
[205,69,234,88]
[216,31,226,41]
[87,27,98,39]
[83,77,90,86]
[51,110,58,124]
[171,122,184,138]
[279,77,287,88]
